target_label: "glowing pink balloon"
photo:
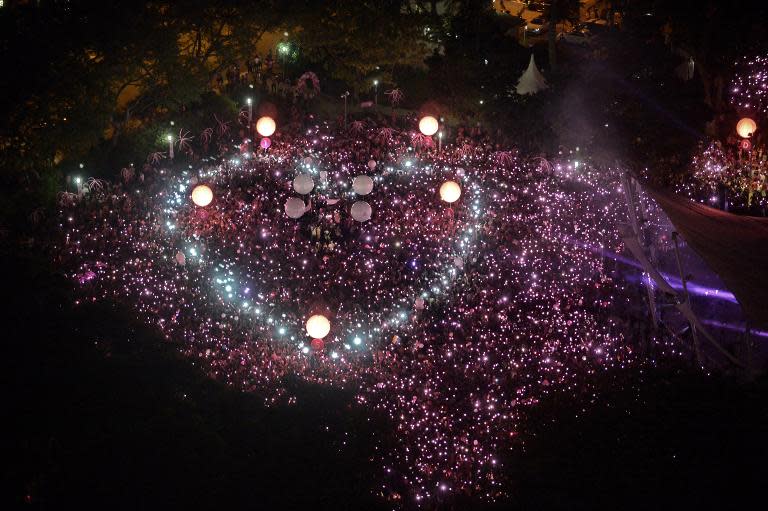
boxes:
[260,137,272,149]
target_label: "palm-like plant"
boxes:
[121,166,135,183]
[493,150,516,168]
[411,132,434,150]
[200,127,214,146]
[86,177,107,194]
[385,88,405,123]
[148,151,166,165]
[57,191,78,206]
[177,129,194,155]
[375,127,397,145]
[214,114,231,138]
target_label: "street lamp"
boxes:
[373,79,379,108]
[341,91,350,128]
[167,134,174,159]
[278,41,290,78]
[246,97,252,126]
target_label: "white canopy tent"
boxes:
[516,54,548,95]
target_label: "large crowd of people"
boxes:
[673,137,768,214]
[55,114,678,504]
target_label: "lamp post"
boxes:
[167,134,174,159]
[246,97,252,126]
[373,79,379,108]
[438,131,443,153]
[278,40,290,79]
[341,91,350,128]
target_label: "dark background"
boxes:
[2,249,766,510]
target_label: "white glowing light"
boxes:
[419,116,439,136]
[736,117,757,138]
[191,185,213,207]
[256,116,276,137]
[306,314,331,339]
[439,181,462,203]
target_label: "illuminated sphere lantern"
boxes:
[439,180,462,203]
[736,117,757,138]
[191,184,213,207]
[352,175,374,195]
[256,116,276,137]
[351,200,372,222]
[260,137,272,150]
[293,174,315,194]
[419,115,439,136]
[284,197,306,219]
[306,314,331,339]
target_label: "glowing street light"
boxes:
[167,134,174,159]
[373,79,379,108]
[246,97,252,126]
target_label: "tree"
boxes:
[654,0,768,113]
[547,0,580,72]
[0,0,283,180]
[288,0,430,94]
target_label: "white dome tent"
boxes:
[516,54,548,96]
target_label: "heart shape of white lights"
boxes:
[167,153,484,354]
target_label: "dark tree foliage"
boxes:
[288,0,430,93]
[624,0,768,112]
[547,0,580,71]
[0,1,283,177]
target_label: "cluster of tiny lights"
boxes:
[730,54,768,115]
[674,139,768,209]
[58,121,679,506]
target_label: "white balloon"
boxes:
[191,185,214,207]
[306,314,331,338]
[440,180,462,203]
[350,201,372,222]
[256,116,276,137]
[352,175,374,195]
[284,197,306,218]
[419,116,439,136]
[293,174,315,194]
[367,159,377,170]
